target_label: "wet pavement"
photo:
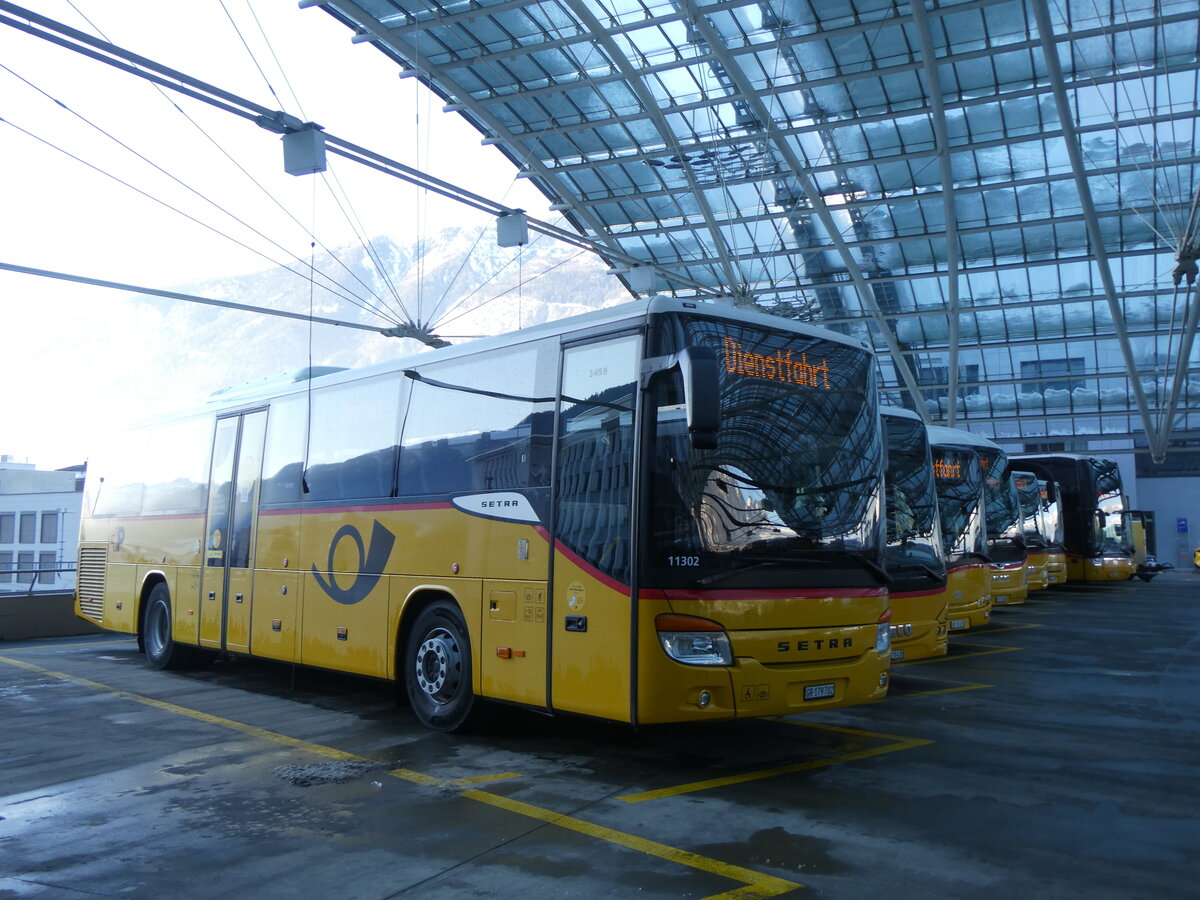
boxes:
[2,572,1199,898]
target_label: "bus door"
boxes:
[548,335,640,721]
[199,410,267,652]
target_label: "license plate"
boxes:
[994,595,1008,604]
[890,648,905,660]
[804,683,836,701]
[950,618,966,630]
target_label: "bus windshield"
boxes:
[980,448,1024,563]
[1092,459,1134,555]
[932,446,986,564]
[1038,479,1064,547]
[644,314,884,589]
[1013,472,1047,550]
[883,414,946,588]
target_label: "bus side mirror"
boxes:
[675,346,720,449]
[642,346,721,450]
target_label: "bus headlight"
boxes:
[875,608,891,653]
[656,614,733,666]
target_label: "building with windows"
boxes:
[0,456,85,595]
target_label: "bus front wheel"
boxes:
[143,583,191,670]
[405,601,476,732]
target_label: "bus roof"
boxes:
[133,296,875,426]
[880,405,924,423]
[926,424,1003,452]
[1011,452,1118,465]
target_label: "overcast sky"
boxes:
[0,0,561,470]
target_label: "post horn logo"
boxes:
[312,520,396,605]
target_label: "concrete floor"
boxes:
[2,573,1198,899]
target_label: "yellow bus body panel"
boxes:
[990,560,1028,607]
[1084,556,1136,582]
[1025,551,1050,591]
[887,586,949,662]
[549,554,633,722]
[633,590,890,723]
[479,580,549,707]
[1044,552,1067,585]
[77,502,892,726]
[946,564,992,631]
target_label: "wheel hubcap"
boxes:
[415,627,461,702]
[148,603,167,655]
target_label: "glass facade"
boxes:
[315,0,1200,457]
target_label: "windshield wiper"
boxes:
[955,550,992,564]
[693,558,789,587]
[886,561,945,582]
[693,549,892,588]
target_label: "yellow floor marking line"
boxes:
[976,622,1042,635]
[897,642,1018,663]
[0,636,137,653]
[618,719,931,804]
[0,655,362,762]
[888,671,992,696]
[461,787,800,899]
[1,655,801,899]
[450,773,524,787]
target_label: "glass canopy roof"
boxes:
[309,0,1200,461]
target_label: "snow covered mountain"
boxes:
[137,227,632,404]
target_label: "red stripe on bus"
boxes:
[888,586,948,600]
[258,501,454,517]
[946,562,989,574]
[643,586,888,602]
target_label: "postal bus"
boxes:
[1038,478,1069,585]
[881,408,948,661]
[1012,471,1050,592]
[979,452,1029,608]
[926,425,992,632]
[75,297,892,731]
[1010,460,1069,586]
[1014,453,1135,582]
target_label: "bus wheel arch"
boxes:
[400,594,478,732]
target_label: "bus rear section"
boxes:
[927,427,992,632]
[881,408,949,662]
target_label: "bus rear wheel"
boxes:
[405,601,476,732]
[143,583,191,670]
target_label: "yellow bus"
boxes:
[76,297,893,731]
[881,408,948,661]
[1012,460,1068,586]
[979,450,1029,608]
[926,426,992,632]
[1012,471,1050,591]
[1014,454,1136,582]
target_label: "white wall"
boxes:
[1131,476,1200,570]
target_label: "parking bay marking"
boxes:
[0,655,802,900]
[887,670,992,697]
[618,721,932,804]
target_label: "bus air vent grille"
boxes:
[77,544,108,621]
